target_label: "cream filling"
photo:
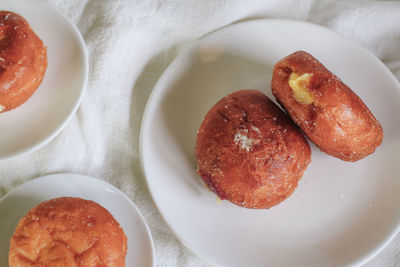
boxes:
[288,72,314,104]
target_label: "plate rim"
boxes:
[0,173,156,267]
[0,0,89,162]
[139,18,400,267]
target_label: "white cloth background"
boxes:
[1,0,400,266]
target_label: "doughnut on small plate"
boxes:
[0,173,155,267]
[0,0,88,161]
[140,19,400,266]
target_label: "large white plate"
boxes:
[140,19,400,266]
[0,0,88,161]
[0,173,155,266]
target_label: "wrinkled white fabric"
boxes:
[1,0,399,266]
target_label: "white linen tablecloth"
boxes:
[1,0,400,266]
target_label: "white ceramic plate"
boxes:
[0,173,155,266]
[0,0,88,161]
[140,19,400,267]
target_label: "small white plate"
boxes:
[0,173,155,267]
[140,19,400,266]
[0,0,88,161]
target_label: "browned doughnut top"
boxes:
[272,51,383,161]
[196,90,311,209]
[0,11,47,113]
[9,197,127,267]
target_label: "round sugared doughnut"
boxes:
[0,11,47,113]
[271,51,383,161]
[9,197,127,267]
[196,90,311,209]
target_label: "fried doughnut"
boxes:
[9,197,127,267]
[272,51,383,161]
[195,90,311,209]
[0,11,47,113]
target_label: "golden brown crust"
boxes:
[195,90,311,209]
[0,11,47,113]
[9,197,127,267]
[272,51,383,161]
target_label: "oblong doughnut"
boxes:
[272,51,383,161]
